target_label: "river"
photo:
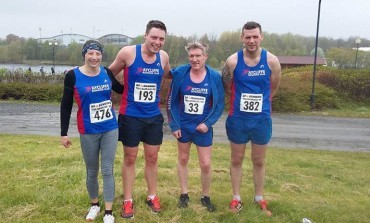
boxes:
[0,63,74,74]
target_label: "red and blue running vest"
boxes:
[119,44,164,118]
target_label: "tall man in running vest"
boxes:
[109,20,171,219]
[222,21,281,216]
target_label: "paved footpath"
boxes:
[1,102,369,152]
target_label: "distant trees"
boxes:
[310,47,325,58]
[0,32,369,68]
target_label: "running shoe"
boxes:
[255,199,272,216]
[146,196,161,214]
[103,214,115,223]
[178,194,190,208]
[85,205,100,221]
[229,199,243,213]
[121,200,134,219]
[200,196,216,212]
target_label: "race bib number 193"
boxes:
[240,93,263,113]
[134,82,157,103]
[90,100,113,123]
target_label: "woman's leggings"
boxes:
[80,129,118,202]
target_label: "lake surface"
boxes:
[0,63,74,74]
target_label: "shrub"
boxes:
[273,69,344,112]
[0,83,63,102]
[317,68,370,101]
[1,67,368,113]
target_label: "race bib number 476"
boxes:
[90,100,113,123]
[240,93,263,113]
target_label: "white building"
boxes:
[38,33,133,46]
[99,34,133,46]
[39,33,93,46]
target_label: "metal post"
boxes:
[49,40,57,70]
[355,38,361,68]
[52,46,55,69]
[310,0,322,110]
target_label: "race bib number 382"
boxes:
[134,82,157,103]
[240,93,263,113]
[90,100,113,123]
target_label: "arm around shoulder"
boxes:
[104,67,124,94]
[109,45,134,76]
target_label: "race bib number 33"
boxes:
[184,95,206,115]
[134,82,157,103]
[90,100,113,123]
[240,93,263,113]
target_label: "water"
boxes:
[0,63,75,74]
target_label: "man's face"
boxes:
[241,28,263,53]
[144,27,166,54]
[188,48,207,71]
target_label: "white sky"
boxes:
[1,0,369,42]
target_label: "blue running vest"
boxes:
[179,71,212,130]
[119,44,164,117]
[73,66,118,134]
[229,49,272,118]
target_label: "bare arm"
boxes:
[161,50,172,79]
[267,53,282,98]
[109,46,135,76]
[222,54,237,97]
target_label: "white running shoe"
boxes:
[103,214,115,223]
[85,205,100,221]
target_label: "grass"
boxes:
[0,134,369,223]
[299,105,370,118]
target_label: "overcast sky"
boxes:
[1,0,369,42]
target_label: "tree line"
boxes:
[1,31,370,69]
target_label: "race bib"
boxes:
[90,100,113,123]
[184,95,206,115]
[240,93,263,113]
[134,82,156,103]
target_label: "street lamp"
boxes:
[49,40,58,71]
[38,27,41,61]
[310,0,322,110]
[355,38,361,68]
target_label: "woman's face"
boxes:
[84,49,102,67]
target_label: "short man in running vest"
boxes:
[109,20,171,219]
[167,41,224,212]
[222,21,281,216]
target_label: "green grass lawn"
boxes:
[0,134,369,223]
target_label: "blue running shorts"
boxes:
[178,127,213,147]
[226,116,272,145]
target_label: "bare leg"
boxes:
[250,143,267,197]
[196,145,212,196]
[122,146,139,200]
[177,141,191,194]
[143,143,160,195]
[230,142,247,197]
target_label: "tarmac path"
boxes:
[1,102,369,152]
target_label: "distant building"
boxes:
[98,34,133,46]
[38,33,93,46]
[277,56,327,69]
[357,47,370,52]
[38,33,133,46]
